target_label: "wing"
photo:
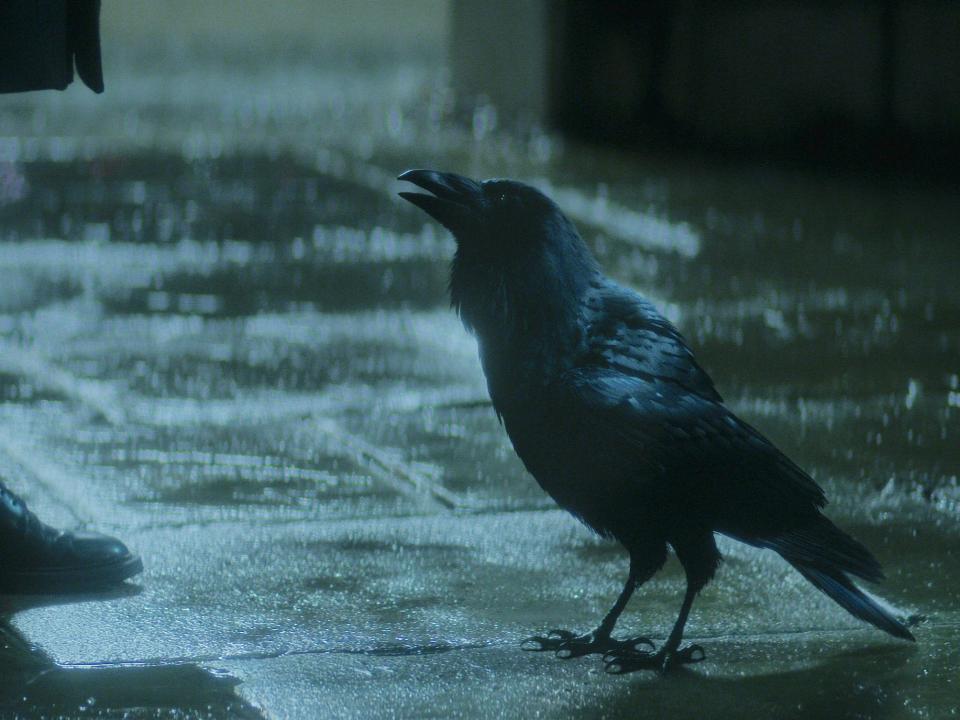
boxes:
[559,367,826,533]
[581,282,723,403]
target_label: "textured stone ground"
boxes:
[1,4,958,718]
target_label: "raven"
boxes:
[398,169,914,673]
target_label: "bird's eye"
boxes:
[498,192,507,203]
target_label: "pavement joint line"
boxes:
[0,340,127,426]
[0,430,97,526]
[129,502,560,529]
[0,334,470,515]
[50,620,952,671]
[309,416,467,512]
[102,503,565,533]
[0,274,507,520]
[57,642,499,669]
[124,385,490,430]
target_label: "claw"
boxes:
[604,643,706,675]
[604,658,638,675]
[602,637,655,663]
[556,643,592,659]
[521,628,658,662]
[629,636,657,652]
[675,644,706,664]
[521,629,576,652]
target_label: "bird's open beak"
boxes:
[397,169,481,233]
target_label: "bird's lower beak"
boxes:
[397,169,481,233]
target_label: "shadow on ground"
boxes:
[600,646,916,720]
[1,616,262,720]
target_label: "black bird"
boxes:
[398,169,914,673]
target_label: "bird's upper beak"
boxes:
[397,169,482,234]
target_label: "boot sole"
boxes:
[0,554,143,595]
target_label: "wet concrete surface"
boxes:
[1,13,959,720]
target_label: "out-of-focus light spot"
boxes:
[0,137,21,162]
[0,160,28,205]
[83,223,111,244]
[176,293,222,315]
[905,378,921,409]
[386,107,404,138]
[130,181,147,205]
[472,102,497,141]
[535,180,701,258]
[147,291,170,312]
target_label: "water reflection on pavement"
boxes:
[0,26,958,720]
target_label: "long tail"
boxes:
[790,563,914,640]
[760,516,915,641]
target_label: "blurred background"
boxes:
[1,2,958,718]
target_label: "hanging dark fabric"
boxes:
[0,0,103,94]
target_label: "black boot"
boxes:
[0,483,142,593]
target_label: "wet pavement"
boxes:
[1,12,959,720]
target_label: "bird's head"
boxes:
[398,169,565,249]
[398,169,597,335]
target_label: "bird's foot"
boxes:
[603,643,705,674]
[521,629,656,659]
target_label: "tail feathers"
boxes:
[754,516,913,640]
[763,516,884,582]
[792,563,915,641]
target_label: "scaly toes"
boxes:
[555,632,606,659]
[522,630,657,660]
[604,643,706,674]
[520,630,601,658]
[521,629,575,652]
[601,637,656,664]
[603,648,659,674]
[620,636,656,653]
[672,644,706,666]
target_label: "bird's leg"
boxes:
[522,557,656,659]
[604,581,706,674]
